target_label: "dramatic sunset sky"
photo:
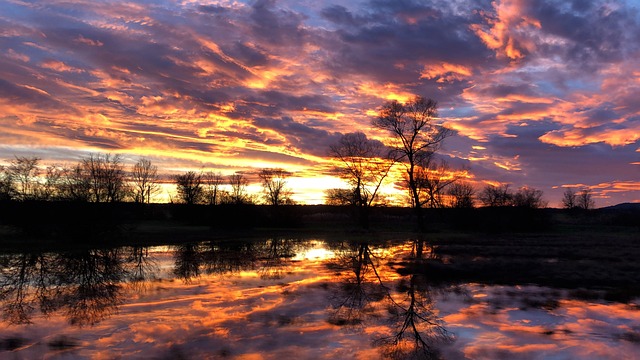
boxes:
[1,0,638,206]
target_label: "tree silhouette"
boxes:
[414,157,457,209]
[259,168,293,206]
[577,188,595,210]
[329,132,394,228]
[0,165,13,201]
[478,184,513,207]
[562,187,577,209]
[373,96,453,229]
[228,173,251,204]
[80,153,128,202]
[6,156,40,201]
[175,171,204,204]
[131,158,160,204]
[513,186,547,208]
[447,182,475,208]
[203,171,225,205]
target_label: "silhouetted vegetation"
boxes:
[329,132,395,228]
[562,187,595,210]
[258,168,293,206]
[478,184,548,209]
[372,96,453,230]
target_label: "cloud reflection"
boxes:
[1,240,639,359]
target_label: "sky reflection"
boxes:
[1,239,639,359]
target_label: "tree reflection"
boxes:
[256,238,296,280]
[328,241,386,326]
[0,246,155,326]
[0,252,58,324]
[173,243,204,282]
[56,249,125,326]
[125,246,158,291]
[171,238,303,282]
[327,239,453,359]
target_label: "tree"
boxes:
[513,186,547,208]
[577,188,595,210]
[562,188,577,209]
[80,153,127,202]
[203,171,224,205]
[414,157,457,209]
[324,188,357,206]
[58,164,92,202]
[7,156,40,201]
[329,132,394,227]
[447,182,475,208]
[258,168,293,206]
[0,165,14,201]
[228,173,251,204]
[372,96,453,227]
[478,184,513,207]
[131,158,160,204]
[175,171,204,205]
[38,165,66,201]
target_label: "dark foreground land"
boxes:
[1,201,639,302]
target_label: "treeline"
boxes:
[0,155,294,206]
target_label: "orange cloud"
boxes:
[470,0,541,60]
[420,62,473,83]
[357,82,414,103]
[539,127,640,147]
[41,59,85,73]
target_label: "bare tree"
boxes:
[577,188,595,210]
[131,158,160,204]
[513,186,547,208]
[37,165,66,201]
[562,188,577,209]
[478,184,513,207]
[228,173,251,204]
[7,156,40,201]
[203,171,224,205]
[58,164,92,202]
[258,168,293,206]
[324,188,357,206]
[0,165,14,201]
[447,182,475,208]
[329,132,394,227]
[175,171,204,205]
[80,154,127,202]
[372,97,453,228]
[414,157,457,209]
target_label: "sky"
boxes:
[0,0,639,206]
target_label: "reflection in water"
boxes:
[172,238,299,281]
[0,247,156,326]
[327,240,453,359]
[1,238,639,359]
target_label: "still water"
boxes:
[1,238,638,359]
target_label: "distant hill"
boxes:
[600,202,640,211]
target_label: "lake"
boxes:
[1,237,639,359]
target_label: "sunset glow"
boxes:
[1,0,639,206]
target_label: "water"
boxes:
[1,238,638,359]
